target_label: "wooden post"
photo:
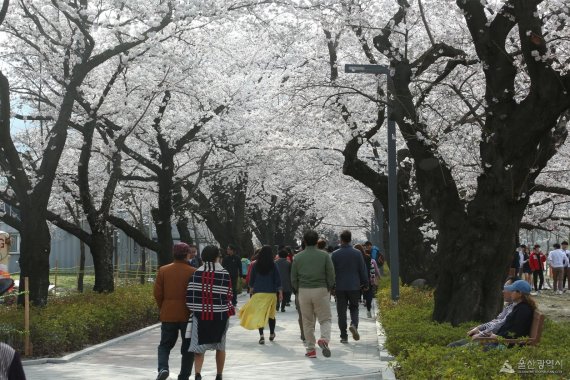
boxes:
[54,259,58,289]
[24,277,30,356]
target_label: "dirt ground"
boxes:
[532,280,570,323]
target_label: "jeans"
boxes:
[363,286,374,311]
[335,290,361,339]
[158,322,194,380]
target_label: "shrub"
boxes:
[377,283,570,379]
[0,284,158,357]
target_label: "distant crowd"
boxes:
[510,241,569,294]
[153,230,384,380]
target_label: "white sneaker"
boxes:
[367,310,372,318]
[530,292,537,296]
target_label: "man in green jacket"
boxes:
[291,230,335,359]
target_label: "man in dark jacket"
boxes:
[222,244,242,306]
[331,230,368,343]
[154,243,197,380]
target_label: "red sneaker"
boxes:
[317,339,331,357]
[305,350,317,358]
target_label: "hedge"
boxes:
[0,284,158,357]
[377,282,570,379]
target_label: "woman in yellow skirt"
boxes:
[239,245,283,344]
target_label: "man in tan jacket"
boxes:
[154,243,197,380]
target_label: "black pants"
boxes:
[362,286,374,311]
[276,292,291,311]
[533,270,544,291]
[335,290,361,339]
[259,318,276,335]
[563,269,569,289]
[158,322,194,380]
[231,278,238,305]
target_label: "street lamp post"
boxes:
[345,64,400,301]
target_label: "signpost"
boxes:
[345,64,400,301]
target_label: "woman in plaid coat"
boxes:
[186,246,235,380]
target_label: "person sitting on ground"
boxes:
[447,276,518,347]
[486,280,536,341]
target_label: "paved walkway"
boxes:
[24,293,395,380]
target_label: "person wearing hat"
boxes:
[485,280,536,341]
[154,243,197,380]
[529,244,546,293]
[447,276,519,347]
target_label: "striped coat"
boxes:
[186,262,235,321]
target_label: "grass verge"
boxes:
[377,280,570,379]
[0,284,158,358]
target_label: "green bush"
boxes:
[377,283,570,379]
[0,284,158,357]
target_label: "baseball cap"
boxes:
[503,280,531,294]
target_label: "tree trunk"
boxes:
[432,196,524,324]
[17,215,50,305]
[90,229,114,293]
[152,206,173,267]
[176,216,193,244]
[77,239,86,293]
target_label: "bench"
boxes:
[477,310,545,346]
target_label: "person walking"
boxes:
[529,244,546,293]
[509,246,522,277]
[561,241,570,290]
[239,245,283,343]
[154,243,197,380]
[520,246,532,285]
[275,249,292,312]
[517,245,527,278]
[355,244,381,318]
[548,243,567,294]
[331,231,368,344]
[291,230,335,359]
[222,244,243,306]
[186,246,235,380]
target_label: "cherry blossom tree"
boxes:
[0,0,176,304]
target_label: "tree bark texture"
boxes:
[90,229,115,293]
[17,213,50,306]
